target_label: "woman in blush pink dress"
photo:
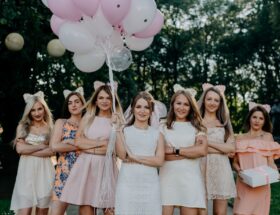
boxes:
[233,103,280,215]
[198,83,236,215]
[50,88,85,215]
[60,82,124,215]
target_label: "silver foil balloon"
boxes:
[106,46,132,72]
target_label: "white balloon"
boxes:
[73,47,106,72]
[41,0,48,7]
[59,22,95,53]
[125,36,153,51]
[106,46,132,71]
[91,7,114,37]
[47,39,65,57]
[122,0,157,35]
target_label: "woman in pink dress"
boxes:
[60,82,123,215]
[198,83,236,215]
[233,103,280,215]
[50,88,85,215]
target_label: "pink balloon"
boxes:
[134,9,164,38]
[48,0,82,21]
[72,0,100,17]
[101,0,131,25]
[50,15,66,36]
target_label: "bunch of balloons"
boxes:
[43,0,164,73]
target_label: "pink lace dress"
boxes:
[233,139,280,215]
[202,127,236,199]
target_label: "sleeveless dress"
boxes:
[159,122,206,208]
[60,116,118,208]
[53,120,79,200]
[115,126,162,215]
[10,133,55,212]
[233,139,280,215]
[202,127,236,199]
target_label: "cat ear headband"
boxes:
[202,83,225,94]
[173,84,197,97]
[63,87,84,98]
[23,91,44,103]
[249,101,271,113]
[93,81,118,91]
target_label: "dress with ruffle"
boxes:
[10,133,55,212]
[202,127,236,199]
[233,139,280,215]
[53,120,80,200]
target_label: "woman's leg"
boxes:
[79,206,94,215]
[49,200,68,215]
[103,208,114,215]
[35,208,48,215]
[213,199,228,215]
[162,206,174,215]
[180,207,199,215]
[17,208,32,215]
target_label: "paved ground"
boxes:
[67,200,233,215]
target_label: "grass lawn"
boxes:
[271,182,280,214]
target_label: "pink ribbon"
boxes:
[202,83,225,94]
[249,101,271,113]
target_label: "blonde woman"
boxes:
[160,85,208,215]
[60,82,124,215]
[197,83,236,215]
[10,91,55,215]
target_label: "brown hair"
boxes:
[126,92,154,126]
[61,92,86,118]
[198,87,233,141]
[166,90,205,132]
[244,106,272,133]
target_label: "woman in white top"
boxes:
[10,91,55,215]
[160,85,208,215]
[115,91,165,215]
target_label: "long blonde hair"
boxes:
[80,85,124,134]
[16,95,53,139]
[197,87,233,141]
[166,90,206,132]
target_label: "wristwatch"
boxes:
[175,148,180,156]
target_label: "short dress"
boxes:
[53,120,80,200]
[233,139,280,215]
[203,127,236,199]
[115,126,162,215]
[10,133,55,212]
[60,116,118,208]
[159,122,206,208]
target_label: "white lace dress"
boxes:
[202,127,236,199]
[159,122,206,208]
[10,133,55,212]
[115,126,161,215]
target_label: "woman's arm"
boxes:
[83,145,107,155]
[16,139,48,155]
[75,137,108,150]
[178,135,208,158]
[29,147,55,157]
[115,129,127,160]
[232,155,241,173]
[128,133,165,167]
[208,136,235,154]
[50,119,78,153]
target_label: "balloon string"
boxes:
[102,37,116,113]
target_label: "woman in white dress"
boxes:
[115,91,165,215]
[10,91,55,215]
[160,85,208,215]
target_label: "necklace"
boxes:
[249,130,265,138]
